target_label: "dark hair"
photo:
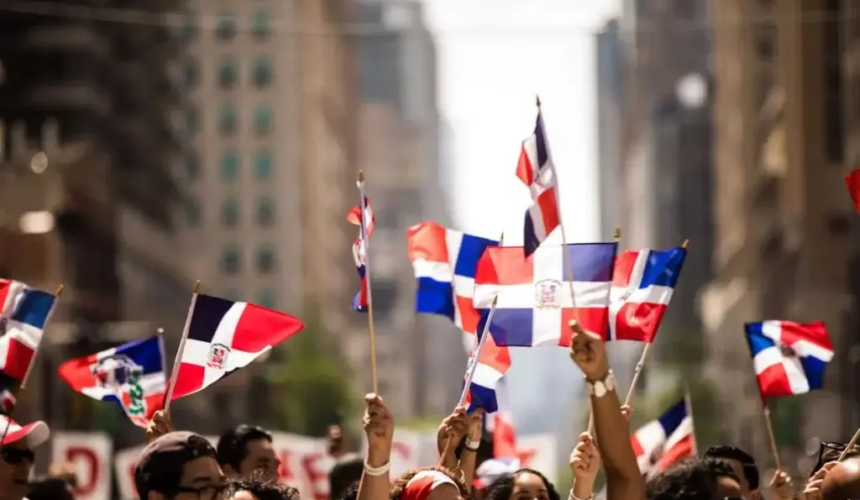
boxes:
[28,478,74,500]
[703,445,759,489]
[340,481,360,500]
[227,473,299,500]
[390,466,470,500]
[646,458,739,500]
[217,425,274,471]
[329,456,363,500]
[135,432,217,500]
[483,468,560,500]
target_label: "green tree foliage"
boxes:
[259,312,356,437]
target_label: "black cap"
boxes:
[134,432,216,498]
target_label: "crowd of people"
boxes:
[3,321,857,500]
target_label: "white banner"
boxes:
[52,432,113,500]
[55,430,558,500]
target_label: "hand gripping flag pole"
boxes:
[0,283,63,447]
[163,280,201,414]
[358,170,379,395]
[438,296,499,466]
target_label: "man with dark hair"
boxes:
[703,446,759,500]
[134,431,228,500]
[328,454,363,500]
[216,425,280,481]
[646,457,743,500]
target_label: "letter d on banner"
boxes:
[52,432,113,500]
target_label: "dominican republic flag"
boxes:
[631,399,695,477]
[58,336,166,428]
[473,243,617,346]
[463,313,511,415]
[744,320,833,399]
[347,195,374,312]
[407,221,499,349]
[170,295,305,400]
[845,168,860,213]
[608,247,687,342]
[515,108,561,256]
[0,279,57,381]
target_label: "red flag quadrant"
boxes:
[170,295,305,400]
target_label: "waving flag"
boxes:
[516,108,560,256]
[609,247,687,342]
[744,320,833,399]
[348,195,374,312]
[407,222,499,343]
[473,243,617,346]
[0,279,57,381]
[170,295,304,400]
[631,399,695,477]
[464,313,511,414]
[58,336,166,428]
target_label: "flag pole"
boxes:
[163,280,201,414]
[358,170,379,395]
[684,387,698,456]
[0,283,64,447]
[763,405,782,470]
[839,428,860,461]
[621,238,688,406]
[439,297,499,465]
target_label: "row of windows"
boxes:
[223,289,278,310]
[182,106,274,136]
[180,57,273,90]
[186,198,276,228]
[221,245,277,274]
[183,151,274,181]
[178,13,272,42]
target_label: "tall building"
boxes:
[354,0,453,417]
[704,0,855,471]
[0,2,188,439]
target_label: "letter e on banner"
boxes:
[52,432,113,500]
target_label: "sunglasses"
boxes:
[0,448,34,465]
[811,441,857,474]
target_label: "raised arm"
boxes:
[569,320,643,500]
[358,393,394,500]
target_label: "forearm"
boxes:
[458,448,477,487]
[572,478,594,500]
[358,449,391,500]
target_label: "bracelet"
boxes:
[364,461,391,476]
[569,490,592,500]
[464,438,481,452]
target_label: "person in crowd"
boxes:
[437,406,483,487]
[645,458,743,500]
[26,477,73,500]
[227,472,299,500]
[217,425,281,481]
[703,446,791,500]
[570,432,601,500]
[813,453,860,500]
[568,320,643,500]
[810,442,860,477]
[803,462,836,500]
[0,418,50,500]
[483,468,561,500]
[330,454,364,500]
[328,425,349,459]
[135,431,229,500]
[338,482,359,500]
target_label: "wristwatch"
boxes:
[585,370,616,398]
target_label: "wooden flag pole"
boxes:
[684,388,698,455]
[358,170,379,395]
[163,280,201,414]
[763,405,782,470]
[839,428,860,461]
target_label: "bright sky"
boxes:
[422,0,620,449]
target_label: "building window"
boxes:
[183,107,198,136]
[219,59,237,88]
[221,246,240,274]
[181,59,199,88]
[252,57,272,87]
[218,105,237,135]
[257,198,275,227]
[256,244,276,273]
[221,150,239,181]
[252,12,271,39]
[257,289,276,309]
[216,14,237,40]
[254,150,273,179]
[221,199,239,227]
[253,106,273,135]
[186,199,200,227]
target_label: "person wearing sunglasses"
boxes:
[645,457,744,500]
[217,425,280,481]
[0,416,50,500]
[135,431,229,500]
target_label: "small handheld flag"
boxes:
[0,279,59,382]
[631,399,695,477]
[516,107,560,256]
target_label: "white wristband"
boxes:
[569,490,592,500]
[364,461,391,476]
[464,438,481,451]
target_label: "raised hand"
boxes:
[620,405,633,423]
[569,320,610,381]
[363,393,394,466]
[570,432,601,485]
[803,462,837,500]
[436,406,469,455]
[769,469,794,500]
[467,409,484,441]
[145,410,175,444]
